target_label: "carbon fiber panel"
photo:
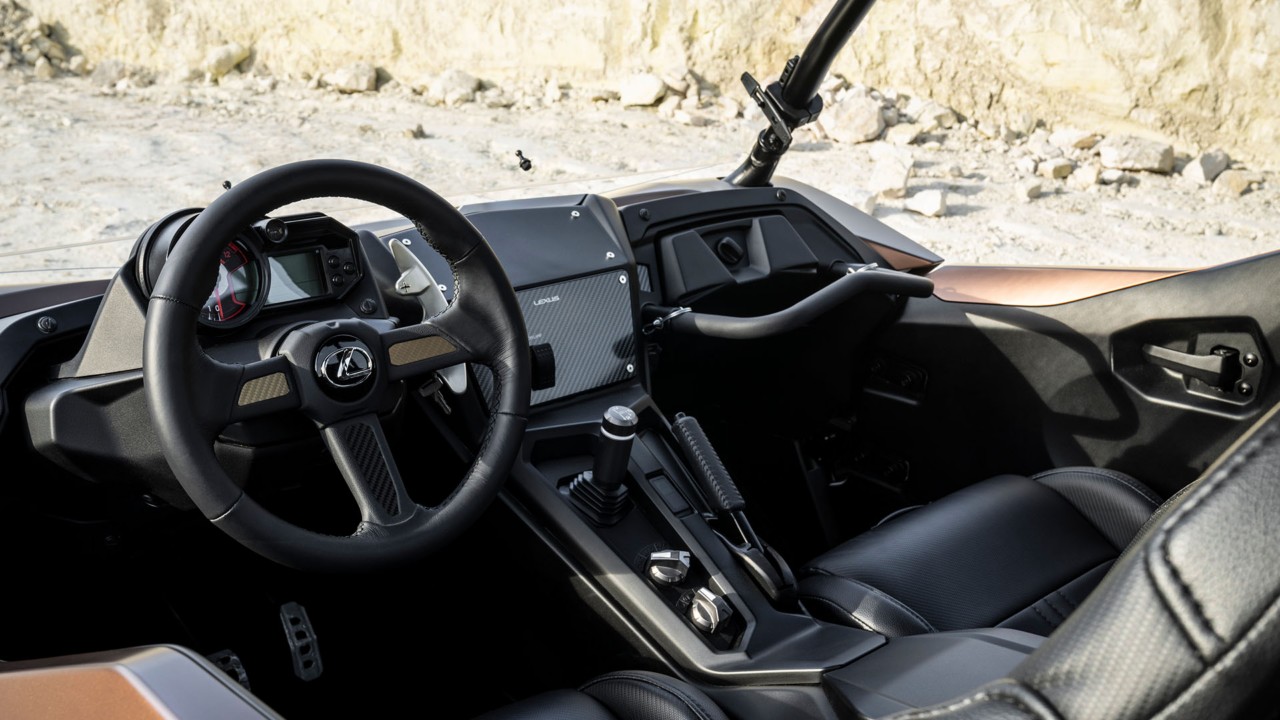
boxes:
[477,270,637,405]
[237,372,289,406]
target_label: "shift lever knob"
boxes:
[592,406,638,490]
[567,406,637,525]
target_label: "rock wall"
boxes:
[20,0,1280,167]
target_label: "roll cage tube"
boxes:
[726,0,880,187]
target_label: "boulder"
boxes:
[885,123,921,146]
[1016,179,1044,201]
[1068,164,1101,189]
[716,96,742,121]
[543,78,563,104]
[426,69,480,106]
[868,157,912,199]
[89,59,128,87]
[905,189,947,217]
[1097,135,1175,173]
[1014,157,1039,176]
[1038,157,1074,179]
[1181,149,1230,185]
[1048,128,1099,150]
[905,98,957,130]
[326,63,377,93]
[657,95,681,119]
[1212,169,1263,198]
[1099,168,1133,185]
[33,55,54,80]
[659,65,690,95]
[620,73,667,106]
[845,189,878,215]
[818,95,885,144]
[202,42,249,79]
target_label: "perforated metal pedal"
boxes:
[279,601,323,681]
[206,649,250,689]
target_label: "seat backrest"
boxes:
[887,403,1280,720]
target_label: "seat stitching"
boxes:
[826,575,937,632]
[1054,588,1079,611]
[1032,467,1162,508]
[1027,602,1059,630]
[798,594,878,633]
[1041,594,1070,622]
[580,672,717,720]
[1151,591,1280,719]
[996,559,1112,628]
[889,683,1052,719]
[1148,424,1280,654]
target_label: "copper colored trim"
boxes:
[864,240,941,272]
[0,666,168,720]
[929,265,1189,306]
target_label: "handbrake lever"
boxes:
[671,413,797,608]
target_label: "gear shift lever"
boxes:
[568,406,638,525]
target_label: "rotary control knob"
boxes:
[688,587,732,634]
[648,550,692,585]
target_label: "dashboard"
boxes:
[0,178,940,504]
[135,212,366,330]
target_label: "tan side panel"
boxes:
[237,372,289,406]
[388,336,456,366]
[0,667,168,720]
[929,265,1187,306]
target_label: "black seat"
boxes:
[480,410,1280,720]
[798,467,1161,636]
[477,670,728,720]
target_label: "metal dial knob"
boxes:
[688,587,732,634]
[648,550,692,585]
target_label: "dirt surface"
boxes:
[2,73,1277,284]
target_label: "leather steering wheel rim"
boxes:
[143,159,530,572]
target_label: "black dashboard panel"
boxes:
[377,194,639,406]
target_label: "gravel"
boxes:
[0,72,1276,284]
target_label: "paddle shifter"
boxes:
[671,413,797,608]
[568,406,638,525]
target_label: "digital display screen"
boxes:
[266,250,326,304]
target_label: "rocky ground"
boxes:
[1,5,1277,284]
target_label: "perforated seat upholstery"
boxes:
[798,467,1161,637]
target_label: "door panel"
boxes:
[861,251,1280,499]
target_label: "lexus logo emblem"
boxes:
[320,346,374,388]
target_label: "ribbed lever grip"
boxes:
[671,414,745,513]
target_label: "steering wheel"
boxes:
[143,160,531,571]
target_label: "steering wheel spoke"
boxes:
[198,354,301,431]
[379,310,477,382]
[321,414,415,527]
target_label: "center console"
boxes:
[508,387,885,685]
[383,189,1040,718]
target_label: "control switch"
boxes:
[648,550,692,586]
[688,587,732,634]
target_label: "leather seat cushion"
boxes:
[477,671,729,720]
[799,468,1160,636]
